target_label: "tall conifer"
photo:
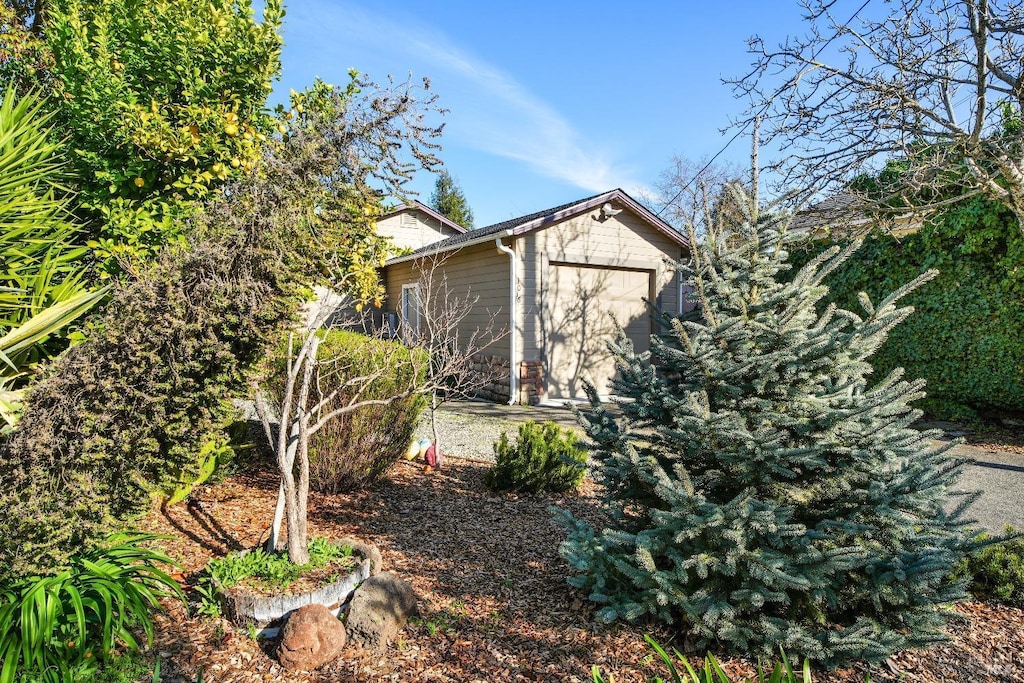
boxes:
[429,169,474,229]
[555,183,978,666]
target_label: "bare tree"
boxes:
[403,255,507,462]
[647,154,745,238]
[254,255,505,565]
[731,0,1024,231]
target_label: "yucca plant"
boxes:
[0,87,105,430]
[0,533,182,683]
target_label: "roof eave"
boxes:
[384,228,515,266]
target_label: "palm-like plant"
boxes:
[0,88,105,430]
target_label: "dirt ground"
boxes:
[141,453,1024,683]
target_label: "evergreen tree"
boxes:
[429,169,474,229]
[554,183,978,667]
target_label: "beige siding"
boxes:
[376,209,461,251]
[382,242,512,358]
[521,207,684,361]
[544,264,653,399]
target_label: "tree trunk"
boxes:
[430,391,441,467]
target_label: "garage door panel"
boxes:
[544,264,651,400]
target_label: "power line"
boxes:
[656,0,872,218]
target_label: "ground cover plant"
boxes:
[205,537,355,594]
[556,183,980,667]
[485,420,588,494]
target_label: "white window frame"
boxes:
[401,283,422,337]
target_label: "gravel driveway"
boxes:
[418,401,1024,533]
[414,409,526,462]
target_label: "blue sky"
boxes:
[269,1,832,227]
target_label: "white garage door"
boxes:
[544,264,652,400]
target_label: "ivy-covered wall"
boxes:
[789,197,1024,420]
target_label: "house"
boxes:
[379,189,690,404]
[375,200,468,251]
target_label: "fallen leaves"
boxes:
[141,456,1024,682]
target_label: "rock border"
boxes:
[215,538,381,638]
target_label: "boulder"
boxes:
[345,572,417,651]
[276,604,347,671]
[337,536,383,576]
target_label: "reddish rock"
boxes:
[276,604,346,671]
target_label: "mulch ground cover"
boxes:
[142,455,1024,683]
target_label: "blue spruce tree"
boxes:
[555,183,978,666]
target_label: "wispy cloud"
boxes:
[288,2,643,193]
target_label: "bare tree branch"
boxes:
[730,0,1024,231]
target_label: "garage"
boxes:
[382,188,687,405]
[543,263,653,400]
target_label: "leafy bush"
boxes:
[206,538,354,592]
[29,0,286,274]
[788,196,1024,419]
[592,636,816,683]
[268,329,428,492]
[0,533,181,683]
[485,421,587,494]
[0,199,298,582]
[956,527,1024,607]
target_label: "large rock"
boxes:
[337,536,383,576]
[345,572,417,651]
[276,604,347,671]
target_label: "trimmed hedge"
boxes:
[269,329,428,492]
[788,197,1024,419]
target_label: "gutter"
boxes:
[386,228,514,266]
[495,238,517,405]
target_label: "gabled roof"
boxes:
[385,188,687,266]
[379,200,469,235]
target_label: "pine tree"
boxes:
[554,183,979,667]
[429,169,474,229]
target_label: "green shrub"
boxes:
[956,527,1024,607]
[269,329,428,492]
[485,421,587,494]
[787,196,1024,419]
[0,533,181,683]
[0,205,297,582]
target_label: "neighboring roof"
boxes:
[788,193,874,235]
[385,188,688,266]
[788,192,922,238]
[379,200,469,235]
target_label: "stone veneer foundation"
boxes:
[468,354,546,405]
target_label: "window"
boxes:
[401,284,422,337]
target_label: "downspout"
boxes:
[495,238,517,405]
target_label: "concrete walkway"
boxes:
[436,400,1024,534]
